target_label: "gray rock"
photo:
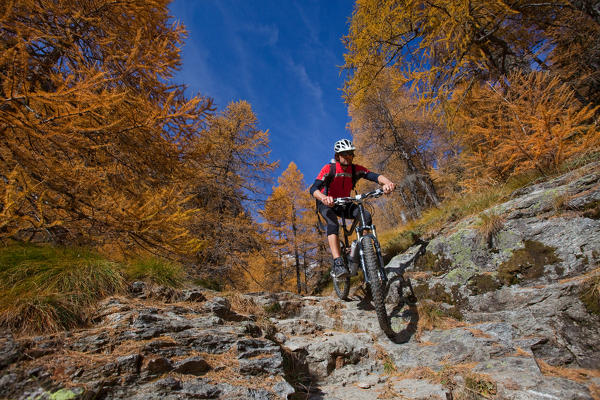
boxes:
[180,380,221,398]
[275,318,322,336]
[237,320,262,337]
[0,334,20,369]
[238,354,283,375]
[129,281,146,295]
[273,381,295,399]
[474,357,594,399]
[182,289,206,302]
[145,357,173,374]
[393,378,448,399]
[273,332,287,344]
[236,338,284,375]
[286,333,372,379]
[155,376,182,390]
[204,296,231,316]
[177,328,238,353]
[236,338,280,358]
[173,356,211,376]
[115,354,142,374]
[203,297,250,321]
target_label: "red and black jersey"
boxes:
[310,162,379,199]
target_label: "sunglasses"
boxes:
[339,151,355,157]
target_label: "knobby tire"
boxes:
[363,236,393,337]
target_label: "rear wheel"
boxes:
[332,242,350,300]
[362,236,393,337]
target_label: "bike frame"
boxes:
[338,196,388,285]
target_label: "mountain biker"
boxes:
[309,139,396,279]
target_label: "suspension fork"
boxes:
[371,226,388,284]
[355,203,388,285]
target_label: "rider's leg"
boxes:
[349,204,372,234]
[328,233,342,258]
[318,203,349,278]
[318,203,341,249]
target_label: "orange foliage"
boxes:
[181,101,277,284]
[344,0,599,193]
[0,0,279,283]
[259,162,323,293]
[349,68,442,225]
[0,0,215,256]
[456,71,600,188]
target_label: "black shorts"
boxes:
[317,203,372,236]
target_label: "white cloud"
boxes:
[242,23,279,47]
[284,56,325,117]
[292,0,338,67]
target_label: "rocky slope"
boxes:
[1,163,599,400]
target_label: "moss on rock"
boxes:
[414,251,452,276]
[412,282,466,320]
[467,273,502,295]
[498,240,561,285]
[579,276,600,315]
[428,283,453,304]
[444,267,476,284]
[50,389,81,400]
[413,282,430,301]
[582,200,600,220]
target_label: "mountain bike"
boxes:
[331,188,428,338]
[330,188,394,336]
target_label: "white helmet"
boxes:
[334,139,356,153]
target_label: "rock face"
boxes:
[0,290,295,400]
[1,164,599,400]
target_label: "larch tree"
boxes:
[344,0,599,190]
[455,71,600,188]
[349,68,441,223]
[343,0,599,108]
[260,162,316,294]
[260,186,293,290]
[183,101,277,284]
[0,0,215,256]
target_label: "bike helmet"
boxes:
[334,139,356,153]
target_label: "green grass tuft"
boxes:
[122,256,186,288]
[0,243,124,333]
[475,212,505,248]
[193,277,223,291]
[263,302,282,315]
[379,168,546,259]
[580,274,600,315]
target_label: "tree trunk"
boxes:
[303,251,309,293]
[292,210,302,294]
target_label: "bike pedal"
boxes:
[330,271,349,280]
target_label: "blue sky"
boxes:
[168,0,355,188]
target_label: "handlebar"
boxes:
[333,188,385,206]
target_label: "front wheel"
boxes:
[332,242,350,300]
[362,236,393,337]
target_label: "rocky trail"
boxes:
[1,163,600,400]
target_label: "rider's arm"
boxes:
[308,179,323,197]
[355,164,395,193]
[310,180,334,206]
[310,165,335,207]
[364,172,380,182]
